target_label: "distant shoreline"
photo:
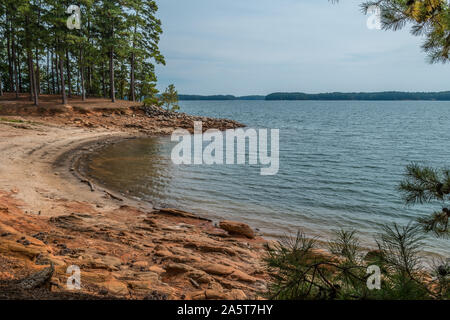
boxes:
[179,91,450,101]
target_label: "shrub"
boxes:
[264,225,449,300]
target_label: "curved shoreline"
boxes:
[55,134,153,210]
[0,117,271,299]
[75,135,449,261]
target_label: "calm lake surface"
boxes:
[86,100,450,256]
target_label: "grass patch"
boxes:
[0,117,25,123]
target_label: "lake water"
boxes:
[86,100,450,257]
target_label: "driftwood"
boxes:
[189,277,200,289]
[80,179,95,192]
[155,208,211,222]
[18,264,54,290]
[105,191,123,201]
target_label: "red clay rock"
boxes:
[219,220,255,239]
[200,263,235,276]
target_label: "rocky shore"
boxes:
[0,95,269,300]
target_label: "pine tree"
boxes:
[361,1,450,63]
[160,84,180,112]
[0,0,165,104]
[399,164,450,237]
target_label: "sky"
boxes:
[155,0,450,96]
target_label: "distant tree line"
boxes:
[265,91,450,101]
[0,0,165,105]
[178,95,265,101]
[179,91,450,101]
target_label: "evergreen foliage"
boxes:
[0,0,165,104]
[159,84,179,112]
[265,225,449,300]
[361,0,450,63]
[399,164,450,238]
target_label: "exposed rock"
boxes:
[0,239,43,260]
[0,188,267,300]
[205,289,232,300]
[132,261,149,269]
[230,289,247,300]
[200,263,235,276]
[149,265,165,274]
[219,220,255,239]
[198,244,237,256]
[154,248,174,258]
[164,263,194,274]
[187,270,212,284]
[134,272,160,283]
[49,213,94,233]
[188,289,232,300]
[101,280,128,296]
[229,270,257,283]
[82,255,122,271]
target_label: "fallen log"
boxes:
[18,264,54,290]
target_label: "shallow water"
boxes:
[86,100,450,257]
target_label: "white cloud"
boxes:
[156,0,450,95]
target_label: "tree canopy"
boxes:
[362,0,450,63]
[0,0,165,104]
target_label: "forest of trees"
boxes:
[178,94,265,101]
[265,91,450,101]
[178,91,450,101]
[0,0,165,105]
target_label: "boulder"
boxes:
[149,265,166,274]
[133,261,149,269]
[230,289,247,300]
[200,263,235,276]
[219,221,255,239]
[102,280,129,296]
[228,270,257,283]
[189,289,232,300]
[164,263,194,274]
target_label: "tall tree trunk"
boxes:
[51,49,55,94]
[26,13,38,106]
[28,52,34,101]
[55,54,60,94]
[109,48,115,103]
[76,67,80,95]
[17,53,22,93]
[46,49,50,94]
[129,22,137,102]
[66,49,72,98]
[0,76,3,96]
[59,53,67,104]
[11,32,18,98]
[7,18,13,92]
[130,52,135,101]
[102,63,106,98]
[35,48,40,94]
[79,48,85,101]
[32,56,38,105]
[35,2,41,95]
[28,52,38,106]
[88,66,92,96]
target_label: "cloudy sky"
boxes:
[155,0,450,96]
